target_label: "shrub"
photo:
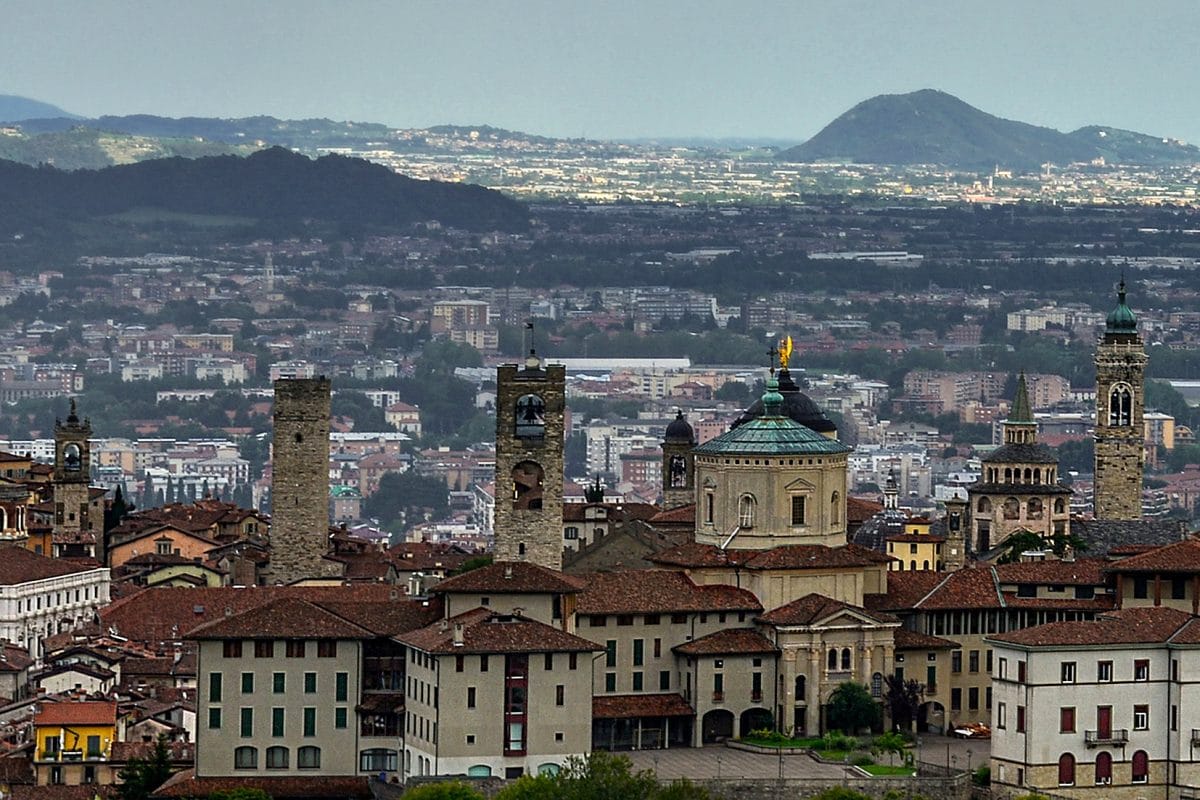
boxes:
[820,731,858,752]
[973,766,991,786]
[852,755,876,767]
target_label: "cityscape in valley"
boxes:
[6,9,1200,800]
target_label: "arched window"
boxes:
[1110,385,1133,427]
[297,746,321,769]
[978,497,992,514]
[871,672,883,698]
[795,675,806,702]
[738,495,756,528]
[1132,750,1149,783]
[896,561,904,571]
[1027,498,1044,520]
[1054,497,1066,514]
[234,746,258,770]
[923,560,930,570]
[668,455,687,488]
[266,746,289,769]
[831,492,840,525]
[841,648,852,670]
[1003,497,1020,520]
[360,749,398,772]
[827,649,838,670]
[467,765,492,777]
[1024,468,1032,483]
[514,394,546,438]
[1004,468,1013,483]
[512,461,545,510]
[1033,469,1041,484]
[1095,751,1112,785]
[1058,753,1075,786]
[910,560,917,570]
[62,443,82,472]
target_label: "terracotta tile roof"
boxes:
[153,770,371,800]
[592,693,694,719]
[431,561,586,594]
[988,606,1194,648]
[397,609,601,656]
[994,558,1107,585]
[866,570,944,612]
[673,628,778,656]
[847,496,884,523]
[34,700,117,727]
[646,542,735,568]
[14,786,116,800]
[1103,537,1200,573]
[649,504,695,525]
[1000,594,1115,611]
[758,593,897,627]
[885,534,946,544]
[0,548,100,584]
[314,599,442,637]
[186,597,375,640]
[388,541,474,572]
[648,542,891,571]
[912,568,1005,610]
[894,628,957,649]
[1107,544,1160,557]
[576,570,761,615]
[121,657,176,676]
[109,740,193,763]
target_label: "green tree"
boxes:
[207,789,273,800]
[872,731,908,765]
[495,752,660,800]
[363,471,450,530]
[400,783,485,800]
[116,736,175,800]
[997,529,1086,564]
[827,682,881,734]
[883,674,924,733]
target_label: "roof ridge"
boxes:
[988,566,1007,608]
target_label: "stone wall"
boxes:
[270,377,333,584]
[690,775,969,800]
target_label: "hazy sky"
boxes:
[6,0,1200,143]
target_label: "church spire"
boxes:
[1010,372,1033,424]
[1003,372,1037,446]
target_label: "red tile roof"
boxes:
[576,570,761,615]
[14,786,116,800]
[313,599,442,637]
[910,568,1005,610]
[592,693,694,719]
[1103,538,1200,573]
[885,534,946,544]
[994,559,1107,585]
[988,606,1194,648]
[0,548,100,584]
[431,561,586,594]
[186,598,375,640]
[398,609,602,656]
[649,504,696,525]
[758,593,897,627]
[34,700,117,727]
[673,628,778,656]
[648,542,890,570]
[153,770,371,800]
[893,628,957,650]
[847,497,884,524]
[865,570,944,612]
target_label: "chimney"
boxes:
[452,623,464,647]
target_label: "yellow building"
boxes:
[887,516,946,571]
[33,700,118,785]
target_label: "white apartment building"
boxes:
[0,549,110,662]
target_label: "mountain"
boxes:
[777,89,1199,168]
[0,95,80,122]
[0,147,528,236]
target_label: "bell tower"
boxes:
[494,337,565,570]
[53,399,94,546]
[661,410,696,510]
[1094,280,1147,520]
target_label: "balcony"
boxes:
[712,691,724,703]
[1085,729,1129,747]
[751,690,763,703]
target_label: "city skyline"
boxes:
[5,0,1200,143]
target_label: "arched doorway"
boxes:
[739,708,773,737]
[702,709,735,744]
[917,701,946,734]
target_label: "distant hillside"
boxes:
[0,147,529,235]
[0,126,257,170]
[778,89,1200,169]
[0,94,79,122]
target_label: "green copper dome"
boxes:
[1106,280,1138,334]
[695,377,851,457]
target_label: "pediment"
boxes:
[702,476,718,488]
[785,476,817,492]
[812,609,886,629]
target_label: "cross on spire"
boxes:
[766,344,780,373]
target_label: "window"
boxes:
[1060,661,1076,683]
[360,749,398,772]
[555,685,564,706]
[951,651,962,673]
[234,746,257,769]
[633,639,644,667]
[998,657,1007,679]
[739,495,756,528]
[969,650,980,673]
[660,670,670,690]
[480,655,489,672]
[1173,659,1180,681]
[1016,705,1025,733]
[605,673,616,692]
[317,641,337,658]
[223,641,243,658]
[1057,753,1074,786]
[467,687,476,709]
[564,526,578,540]
[303,708,316,737]
[1134,659,1149,681]
[968,687,979,710]
[841,648,851,670]
[336,672,348,702]
[1060,707,1075,733]
[569,653,577,670]
[632,672,643,691]
[304,673,317,693]
[997,702,1006,730]
[644,614,660,626]
[272,708,285,737]
[544,653,554,670]
[714,672,724,697]
[1095,751,1112,784]
[240,708,253,737]
[456,655,464,673]
[605,641,617,668]
[617,615,634,626]
[1018,661,1027,683]
[335,708,347,729]
[266,746,288,769]
[1172,704,1179,731]
[951,688,962,712]
[589,616,607,627]
[1097,660,1113,682]
[705,492,714,525]
[255,640,274,658]
[654,639,662,658]
[286,640,306,658]
[209,672,222,702]
[1132,750,1149,783]
[272,673,285,693]
[1109,385,1133,427]
[241,672,254,694]
[1134,576,1149,599]
[1134,705,1149,730]
[791,496,806,525]
[298,746,321,769]
[208,708,221,729]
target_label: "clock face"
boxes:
[63,443,82,472]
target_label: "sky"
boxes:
[6,0,1200,143]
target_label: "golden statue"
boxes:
[778,335,793,370]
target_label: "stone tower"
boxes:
[270,377,333,583]
[494,349,565,570]
[661,410,696,510]
[942,495,968,571]
[53,399,93,546]
[1094,280,1147,520]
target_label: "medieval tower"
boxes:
[493,348,565,570]
[1094,280,1147,520]
[53,399,93,546]
[661,410,696,510]
[270,377,333,583]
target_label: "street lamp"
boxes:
[967,748,973,774]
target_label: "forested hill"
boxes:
[0,147,529,233]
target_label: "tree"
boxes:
[363,471,450,531]
[827,681,881,734]
[495,752,664,800]
[883,674,924,733]
[207,790,272,800]
[400,783,485,800]
[997,529,1086,564]
[872,731,908,765]
[116,736,174,800]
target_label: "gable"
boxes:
[811,609,886,629]
[785,476,817,492]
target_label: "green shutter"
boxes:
[273,673,285,693]
[335,672,348,702]
[240,708,253,737]
[209,672,222,702]
[272,708,284,737]
[335,707,347,729]
[303,707,316,737]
